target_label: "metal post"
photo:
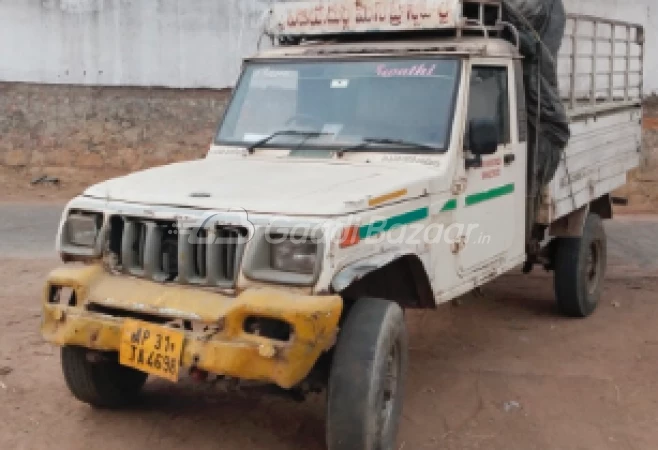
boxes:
[609,24,615,102]
[639,28,645,98]
[625,25,631,101]
[570,18,578,109]
[591,21,598,105]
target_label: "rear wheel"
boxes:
[326,298,408,450]
[553,213,607,317]
[61,346,148,408]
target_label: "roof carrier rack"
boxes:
[268,0,507,44]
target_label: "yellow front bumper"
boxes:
[41,265,342,389]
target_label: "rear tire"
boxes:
[326,298,408,450]
[553,213,607,317]
[61,346,148,408]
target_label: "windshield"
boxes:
[216,58,460,152]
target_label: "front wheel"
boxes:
[553,213,607,317]
[326,298,408,450]
[61,346,148,408]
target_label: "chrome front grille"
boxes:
[109,216,248,288]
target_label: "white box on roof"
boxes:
[269,0,467,37]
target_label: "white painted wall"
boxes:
[0,0,656,93]
[0,0,272,89]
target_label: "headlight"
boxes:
[243,229,323,286]
[270,238,317,274]
[65,213,102,247]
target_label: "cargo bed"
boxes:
[538,14,644,223]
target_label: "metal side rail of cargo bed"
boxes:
[559,14,644,119]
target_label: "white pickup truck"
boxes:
[41,1,643,449]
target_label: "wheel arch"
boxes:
[331,253,435,309]
[549,194,612,238]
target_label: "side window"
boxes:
[466,66,511,146]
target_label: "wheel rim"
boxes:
[586,239,602,295]
[376,339,400,443]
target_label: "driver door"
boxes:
[455,62,525,277]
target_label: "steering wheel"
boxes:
[285,113,322,129]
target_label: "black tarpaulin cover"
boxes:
[502,0,570,209]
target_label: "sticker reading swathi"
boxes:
[331,79,350,88]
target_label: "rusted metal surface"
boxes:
[644,117,658,131]
[42,265,342,389]
[548,204,589,238]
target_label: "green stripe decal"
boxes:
[359,207,429,240]
[356,185,513,241]
[465,183,515,207]
[441,199,458,212]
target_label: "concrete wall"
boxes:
[0,0,656,93]
[0,0,270,89]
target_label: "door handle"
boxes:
[504,153,516,165]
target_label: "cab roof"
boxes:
[250,36,520,61]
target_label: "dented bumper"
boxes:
[41,265,342,389]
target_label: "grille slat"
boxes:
[177,228,191,284]
[196,240,207,279]
[137,223,146,269]
[225,233,235,281]
[120,221,141,272]
[206,228,220,286]
[143,222,162,279]
[111,215,246,289]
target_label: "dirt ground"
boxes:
[0,165,124,204]
[1,110,657,448]
[1,240,657,449]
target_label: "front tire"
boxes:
[327,298,408,450]
[61,346,148,408]
[553,213,607,317]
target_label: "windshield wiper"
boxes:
[337,137,438,157]
[247,130,331,153]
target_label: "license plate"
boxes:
[119,319,184,382]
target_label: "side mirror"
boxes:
[466,118,499,169]
[469,118,499,155]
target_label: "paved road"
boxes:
[0,203,64,258]
[606,216,658,270]
[1,202,657,270]
[0,203,63,258]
